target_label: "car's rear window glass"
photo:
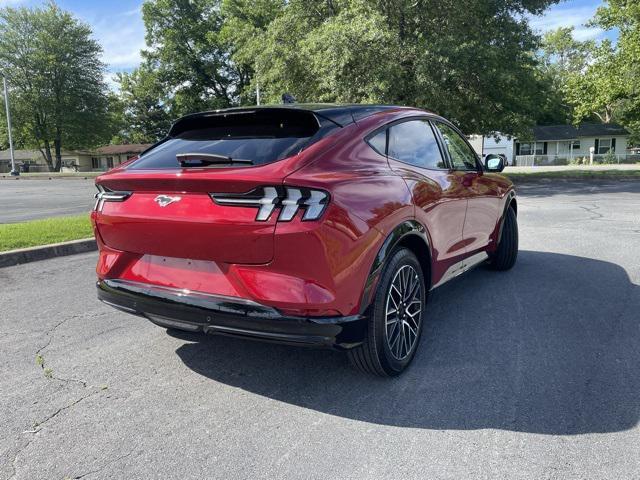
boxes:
[367,130,387,155]
[129,110,320,169]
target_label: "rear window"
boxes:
[129,109,321,169]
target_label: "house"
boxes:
[0,149,93,173]
[0,143,153,173]
[514,124,633,166]
[87,144,152,171]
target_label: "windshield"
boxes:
[129,109,321,169]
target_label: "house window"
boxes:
[571,140,580,150]
[597,139,612,154]
[106,157,114,169]
[518,142,545,155]
[519,143,533,155]
[91,157,100,169]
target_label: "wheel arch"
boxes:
[497,190,517,243]
[358,220,432,315]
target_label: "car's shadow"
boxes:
[171,251,640,435]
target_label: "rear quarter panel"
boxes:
[275,120,415,315]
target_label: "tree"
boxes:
[535,27,594,125]
[540,27,593,73]
[0,2,113,171]
[142,0,239,115]
[564,41,626,124]
[115,66,172,143]
[587,0,640,141]
[231,0,559,137]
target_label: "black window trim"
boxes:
[364,127,388,157]
[364,115,451,171]
[431,119,482,173]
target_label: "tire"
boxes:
[489,205,518,271]
[348,248,426,377]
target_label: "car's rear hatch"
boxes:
[93,108,336,265]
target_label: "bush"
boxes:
[602,151,618,164]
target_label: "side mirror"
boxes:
[484,154,505,172]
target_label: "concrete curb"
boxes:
[0,238,97,268]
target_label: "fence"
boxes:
[514,154,640,167]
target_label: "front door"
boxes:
[384,118,469,283]
[433,122,501,253]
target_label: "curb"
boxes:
[0,238,97,268]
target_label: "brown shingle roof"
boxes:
[533,124,629,141]
[95,144,152,155]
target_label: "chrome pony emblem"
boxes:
[154,195,182,207]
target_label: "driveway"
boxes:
[0,179,95,223]
[1,181,639,479]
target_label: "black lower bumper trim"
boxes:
[97,279,366,349]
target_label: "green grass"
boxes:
[505,169,640,181]
[0,214,93,252]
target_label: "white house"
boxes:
[470,123,635,166]
[514,123,633,166]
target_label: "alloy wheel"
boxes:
[385,264,422,360]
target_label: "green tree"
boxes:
[220,0,285,104]
[142,0,238,114]
[115,66,172,143]
[123,0,563,138]
[536,27,594,125]
[588,0,640,141]
[540,27,593,73]
[234,0,558,137]
[564,41,626,124]
[0,2,113,171]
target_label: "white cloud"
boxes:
[84,7,146,71]
[529,3,604,41]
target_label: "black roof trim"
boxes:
[532,123,629,141]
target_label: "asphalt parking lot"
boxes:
[1,181,639,479]
[0,179,95,223]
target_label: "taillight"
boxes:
[94,184,131,211]
[210,186,329,222]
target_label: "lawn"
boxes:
[0,214,93,252]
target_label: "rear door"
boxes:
[93,109,323,265]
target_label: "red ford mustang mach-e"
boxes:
[92,105,518,376]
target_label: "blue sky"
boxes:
[0,0,616,89]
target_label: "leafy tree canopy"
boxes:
[0,2,115,171]
[130,0,560,138]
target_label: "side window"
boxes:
[388,120,445,169]
[434,123,478,171]
[367,129,387,155]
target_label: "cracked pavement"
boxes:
[1,180,639,479]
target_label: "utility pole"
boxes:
[256,78,261,106]
[2,73,19,176]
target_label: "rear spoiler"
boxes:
[138,107,344,159]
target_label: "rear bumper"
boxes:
[97,279,366,349]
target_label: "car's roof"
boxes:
[174,104,427,129]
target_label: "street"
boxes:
[1,181,639,479]
[0,179,95,223]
